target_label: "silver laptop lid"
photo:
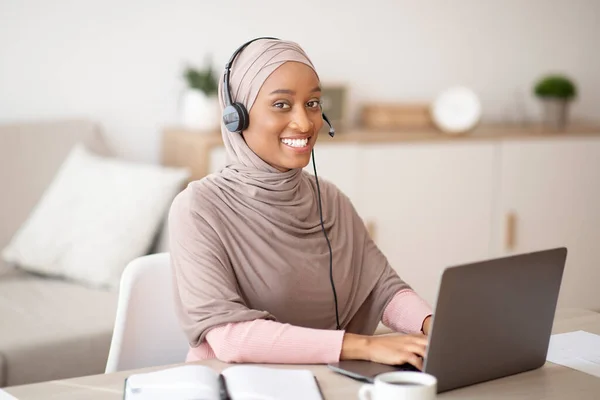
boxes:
[424,247,567,392]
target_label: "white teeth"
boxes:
[281,138,309,148]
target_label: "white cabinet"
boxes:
[304,143,363,211]
[492,138,600,311]
[359,143,496,305]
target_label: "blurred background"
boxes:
[1,0,599,161]
[0,0,599,389]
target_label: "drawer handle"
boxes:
[506,212,517,251]
[365,220,376,242]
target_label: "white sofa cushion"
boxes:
[0,119,111,275]
[2,144,189,288]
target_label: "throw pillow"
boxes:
[2,144,190,289]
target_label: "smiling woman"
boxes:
[168,37,433,370]
[243,62,324,171]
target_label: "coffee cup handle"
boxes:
[358,383,374,400]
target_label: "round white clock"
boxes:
[431,86,482,134]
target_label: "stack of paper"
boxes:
[546,330,600,378]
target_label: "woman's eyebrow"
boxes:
[269,86,322,96]
[269,89,295,95]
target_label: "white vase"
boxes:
[180,89,220,132]
[541,98,570,131]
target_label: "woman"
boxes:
[168,37,433,370]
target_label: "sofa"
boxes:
[0,119,174,387]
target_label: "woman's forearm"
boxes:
[199,289,432,365]
[340,333,370,360]
[382,289,433,334]
[205,319,345,364]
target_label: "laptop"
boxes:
[328,247,567,393]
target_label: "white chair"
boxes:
[105,252,190,373]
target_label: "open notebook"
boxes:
[124,364,324,400]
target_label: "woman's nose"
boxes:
[289,108,312,133]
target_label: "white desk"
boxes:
[5,308,600,399]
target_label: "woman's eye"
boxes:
[273,102,290,109]
[307,100,322,108]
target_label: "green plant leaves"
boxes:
[184,64,218,96]
[534,75,577,99]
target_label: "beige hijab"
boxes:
[169,38,410,347]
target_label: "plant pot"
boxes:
[180,89,220,132]
[541,98,570,131]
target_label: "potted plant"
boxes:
[533,74,577,131]
[180,59,220,131]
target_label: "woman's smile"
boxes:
[280,135,314,153]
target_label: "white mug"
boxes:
[358,371,437,400]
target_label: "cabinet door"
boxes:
[361,143,496,305]
[304,143,362,211]
[493,138,600,311]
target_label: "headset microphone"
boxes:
[322,113,335,137]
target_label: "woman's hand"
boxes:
[341,333,428,370]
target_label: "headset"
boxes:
[222,37,341,330]
[222,36,336,138]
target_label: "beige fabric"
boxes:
[168,38,410,347]
[0,119,111,273]
[0,119,180,386]
[0,119,129,387]
[0,268,118,387]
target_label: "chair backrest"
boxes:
[105,252,190,373]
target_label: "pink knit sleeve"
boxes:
[382,289,433,334]
[185,290,432,364]
[187,319,345,364]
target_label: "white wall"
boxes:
[1,0,599,163]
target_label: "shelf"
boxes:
[163,122,600,148]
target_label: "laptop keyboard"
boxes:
[396,363,421,372]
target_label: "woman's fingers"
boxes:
[393,335,427,356]
[363,334,429,368]
[394,351,424,370]
[398,342,427,358]
[405,334,429,347]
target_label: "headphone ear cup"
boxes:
[235,102,249,132]
[223,102,249,133]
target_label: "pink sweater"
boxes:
[186,289,432,364]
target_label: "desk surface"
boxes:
[5,308,600,399]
